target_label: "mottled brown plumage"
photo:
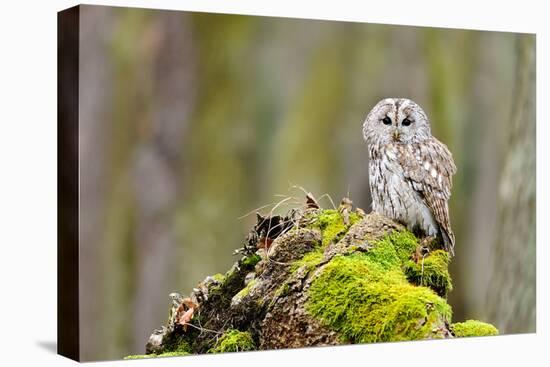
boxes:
[362,98,457,255]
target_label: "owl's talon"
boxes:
[412,237,434,262]
[420,235,436,249]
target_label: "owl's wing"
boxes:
[398,138,457,255]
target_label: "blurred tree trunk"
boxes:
[175,13,259,291]
[458,32,515,322]
[98,9,145,358]
[95,9,198,359]
[486,35,535,333]
[422,29,477,322]
[270,23,355,199]
[129,12,197,355]
[78,6,114,361]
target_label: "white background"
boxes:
[0,0,547,366]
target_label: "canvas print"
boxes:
[58,4,536,362]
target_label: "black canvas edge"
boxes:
[57,5,80,362]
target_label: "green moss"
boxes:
[169,338,192,354]
[306,253,452,343]
[156,351,191,357]
[309,209,361,247]
[403,250,452,297]
[362,236,402,270]
[290,249,324,273]
[124,335,192,359]
[134,333,192,359]
[209,329,256,353]
[241,253,261,268]
[209,258,257,307]
[349,212,362,225]
[304,230,453,343]
[124,350,190,360]
[344,229,419,273]
[211,273,226,282]
[124,354,155,360]
[234,278,257,299]
[379,230,419,263]
[452,320,499,337]
[274,283,291,298]
[217,263,247,299]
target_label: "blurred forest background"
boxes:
[68,5,535,361]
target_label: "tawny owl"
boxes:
[362,98,457,255]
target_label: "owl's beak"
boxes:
[392,129,401,141]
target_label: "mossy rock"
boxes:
[309,209,362,247]
[307,253,452,343]
[241,254,261,268]
[209,330,256,353]
[136,202,498,358]
[403,249,453,297]
[124,350,190,360]
[451,320,499,337]
[124,354,154,360]
[125,338,191,360]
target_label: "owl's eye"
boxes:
[382,116,392,125]
[402,118,412,126]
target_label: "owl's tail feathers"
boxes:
[441,229,455,257]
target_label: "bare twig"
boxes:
[317,193,337,210]
[238,202,279,220]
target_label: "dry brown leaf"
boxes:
[177,307,195,330]
[182,297,199,310]
[257,236,273,250]
[306,192,320,209]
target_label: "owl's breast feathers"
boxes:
[396,138,457,255]
[369,138,457,255]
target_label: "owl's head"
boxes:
[362,98,431,147]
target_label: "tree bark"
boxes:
[486,35,536,333]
